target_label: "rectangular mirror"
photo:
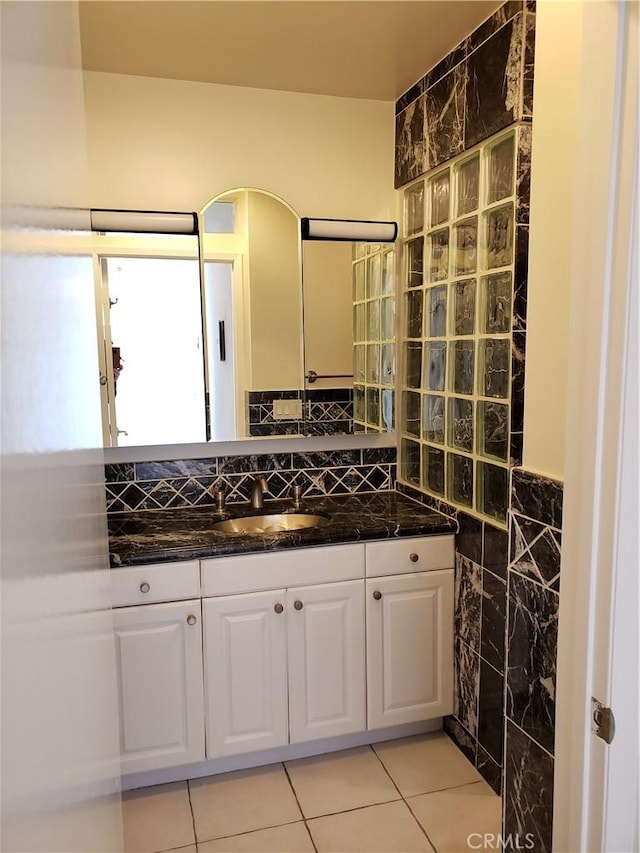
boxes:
[93,194,396,446]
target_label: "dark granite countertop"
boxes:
[108,491,457,568]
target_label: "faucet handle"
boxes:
[213,488,226,513]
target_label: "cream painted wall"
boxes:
[1,3,122,850]
[247,192,302,390]
[523,2,583,480]
[302,241,353,389]
[82,71,395,220]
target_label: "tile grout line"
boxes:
[368,744,440,853]
[281,761,318,853]
[185,779,198,850]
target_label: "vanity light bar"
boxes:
[301,217,398,243]
[90,209,198,234]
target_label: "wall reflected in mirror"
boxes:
[94,191,396,447]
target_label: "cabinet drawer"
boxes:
[365,535,454,577]
[111,560,200,607]
[202,544,364,597]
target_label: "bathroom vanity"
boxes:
[108,492,456,788]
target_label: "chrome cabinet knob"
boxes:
[373,590,382,600]
[186,614,197,626]
[294,600,303,611]
[274,603,284,614]
[409,553,419,563]
[139,582,150,594]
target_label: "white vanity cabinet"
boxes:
[111,561,205,774]
[113,598,206,774]
[203,589,289,757]
[112,534,455,781]
[286,579,365,743]
[201,545,366,758]
[365,537,455,729]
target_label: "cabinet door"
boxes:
[114,599,205,774]
[366,571,454,729]
[287,580,365,743]
[203,590,288,757]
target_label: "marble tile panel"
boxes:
[504,720,554,853]
[443,715,477,766]
[216,454,293,474]
[481,568,507,672]
[455,553,482,648]
[476,745,502,795]
[523,12,537,117]
[513,225,529,332]
[248,389,300,404]
[510,332,527,456]
[425,64,466,169]
[305,388,353,403]
[361,447,397,465]
[292,450,361,470]
[511,468,564,529]
[396,78,427,116]
[424,41,468,90]
[134,459,215,481]
[466,1,524,53]
[511,515,561,587]
[516,125,533,224]
[105,462,134,483]
[456,511,483,563]
[507,572,558,754]
[249,422,302,437]
[455,638,479,737]
[478,659,505,765]
[483,522,509,580]
[465,15,524,149]
[395,96,427,188]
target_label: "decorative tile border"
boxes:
[105,447,396,513]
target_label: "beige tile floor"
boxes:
[122,732,501,853]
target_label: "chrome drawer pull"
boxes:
[186,614,197,626]
[294,600,303,611]
[409,553,419,563]
[139,582,150,593]
[373,590,382,600]
[274,603,284,614]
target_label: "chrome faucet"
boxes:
[249,476,269,510]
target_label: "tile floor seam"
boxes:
[402,795,440,853]
[191,817,303,846]
[185,779,198,850]
[369,744,439,853]
[405,778,489,799]
[282,761,318,853]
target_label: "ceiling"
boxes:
[79,1,502,102]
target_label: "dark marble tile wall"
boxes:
[105,447,396,513]
[395,1,536,187]
[444,511,509,796]
[246,388,354,437]
[247,390,304,437]
[306,387,354,436]
[441,468,562,853]
[504,470,562,853]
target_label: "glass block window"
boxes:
[399,129,518,525]
[353,243,395,432]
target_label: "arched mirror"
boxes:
[200,188,304,440]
